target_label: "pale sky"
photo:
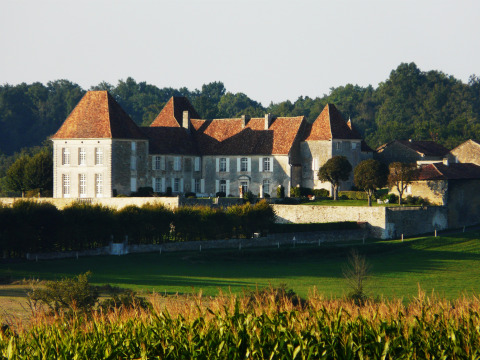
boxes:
[1,0,479,106]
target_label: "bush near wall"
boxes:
[338,191,376,201]
[0,200,276,258]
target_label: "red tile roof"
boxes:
[192,116,305,155]
[377,140,450,157]
[51,91,145,139]
[416,162,480,180]
[150,97,200,127]
[304,104,360,141]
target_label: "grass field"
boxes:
[1,230,480,301]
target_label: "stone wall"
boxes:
[273,205,387,238]
[25,228,368,260]
[384,206,448,239]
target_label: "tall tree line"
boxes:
[1,62,479,159]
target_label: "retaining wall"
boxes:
[26,228,367,260]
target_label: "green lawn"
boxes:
[1,231,480,300]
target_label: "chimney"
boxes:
[182,110,190,131]
[241,115,250,129]
[265,113,273,130]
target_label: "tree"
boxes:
[317,156,352,200]
[388,162,417,204]
[4,155,30,197]
[25,149,53,197]
[343,249,371,305]
[354,159,389,206]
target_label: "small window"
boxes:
[336,142,341,150]
[241,157,248,172]
[351,142,357,150]
[62,174,70,197]
[240,181,248,195]
[95,174,103,197]
[155,156,161,170]
[174,157,181,171]
[130,177,137,192]
[194,157,201,172]
[154,177,161,193]
[219,158,227,172]
[263,179,270,194]
[263,157,271,172]
[220,179,227,193]
[62,148,70,165]
[79,148,86,165]
[79,174,86,197]
[173,178,180,192]
[194,179,201,193]
[95,148,103,165]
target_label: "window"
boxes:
[263,157,271,172]
[351,142,357,150]
[194,157,201,172]
[62,148,70,165]
[154,177,161,193]
[130,177,137,192]
[194,179,201,193]
[95,174,103,197]
[131,156,136,170]
[263,179,271,194]
[174,157,181,171]
[220,180,227,193]
[241,157,248,172]
[154,156,161,170]
[336,142,341,150]
[79,174,86,197]
[240,181,248,195]
[173,178,180,192]
[62,174,70,197]
[79,148,86,165]
[219,158,227,172]
[95,148,103,165]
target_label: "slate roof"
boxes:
[51,91,146,140]
[150,97,200,127]
[377,140,450,157]
[304,104,360,141]
[416,162,480,181]
[191,116,305,155]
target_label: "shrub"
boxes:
[184,192,196,198]
[28,272,98,314]
[263,193,271,198]
[313,189,330,198]
[165,187,173,197]
[243,190,256,203]
[99,290,151,312]
[382,193,398,203]
[276,185,285,198]
[133,187,153,197]
[338,191,375,200]
[216,191,226,198]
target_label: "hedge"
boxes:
[0,200,276,258]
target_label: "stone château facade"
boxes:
[51,91,371,198]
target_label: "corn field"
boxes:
[1,290,480,359]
